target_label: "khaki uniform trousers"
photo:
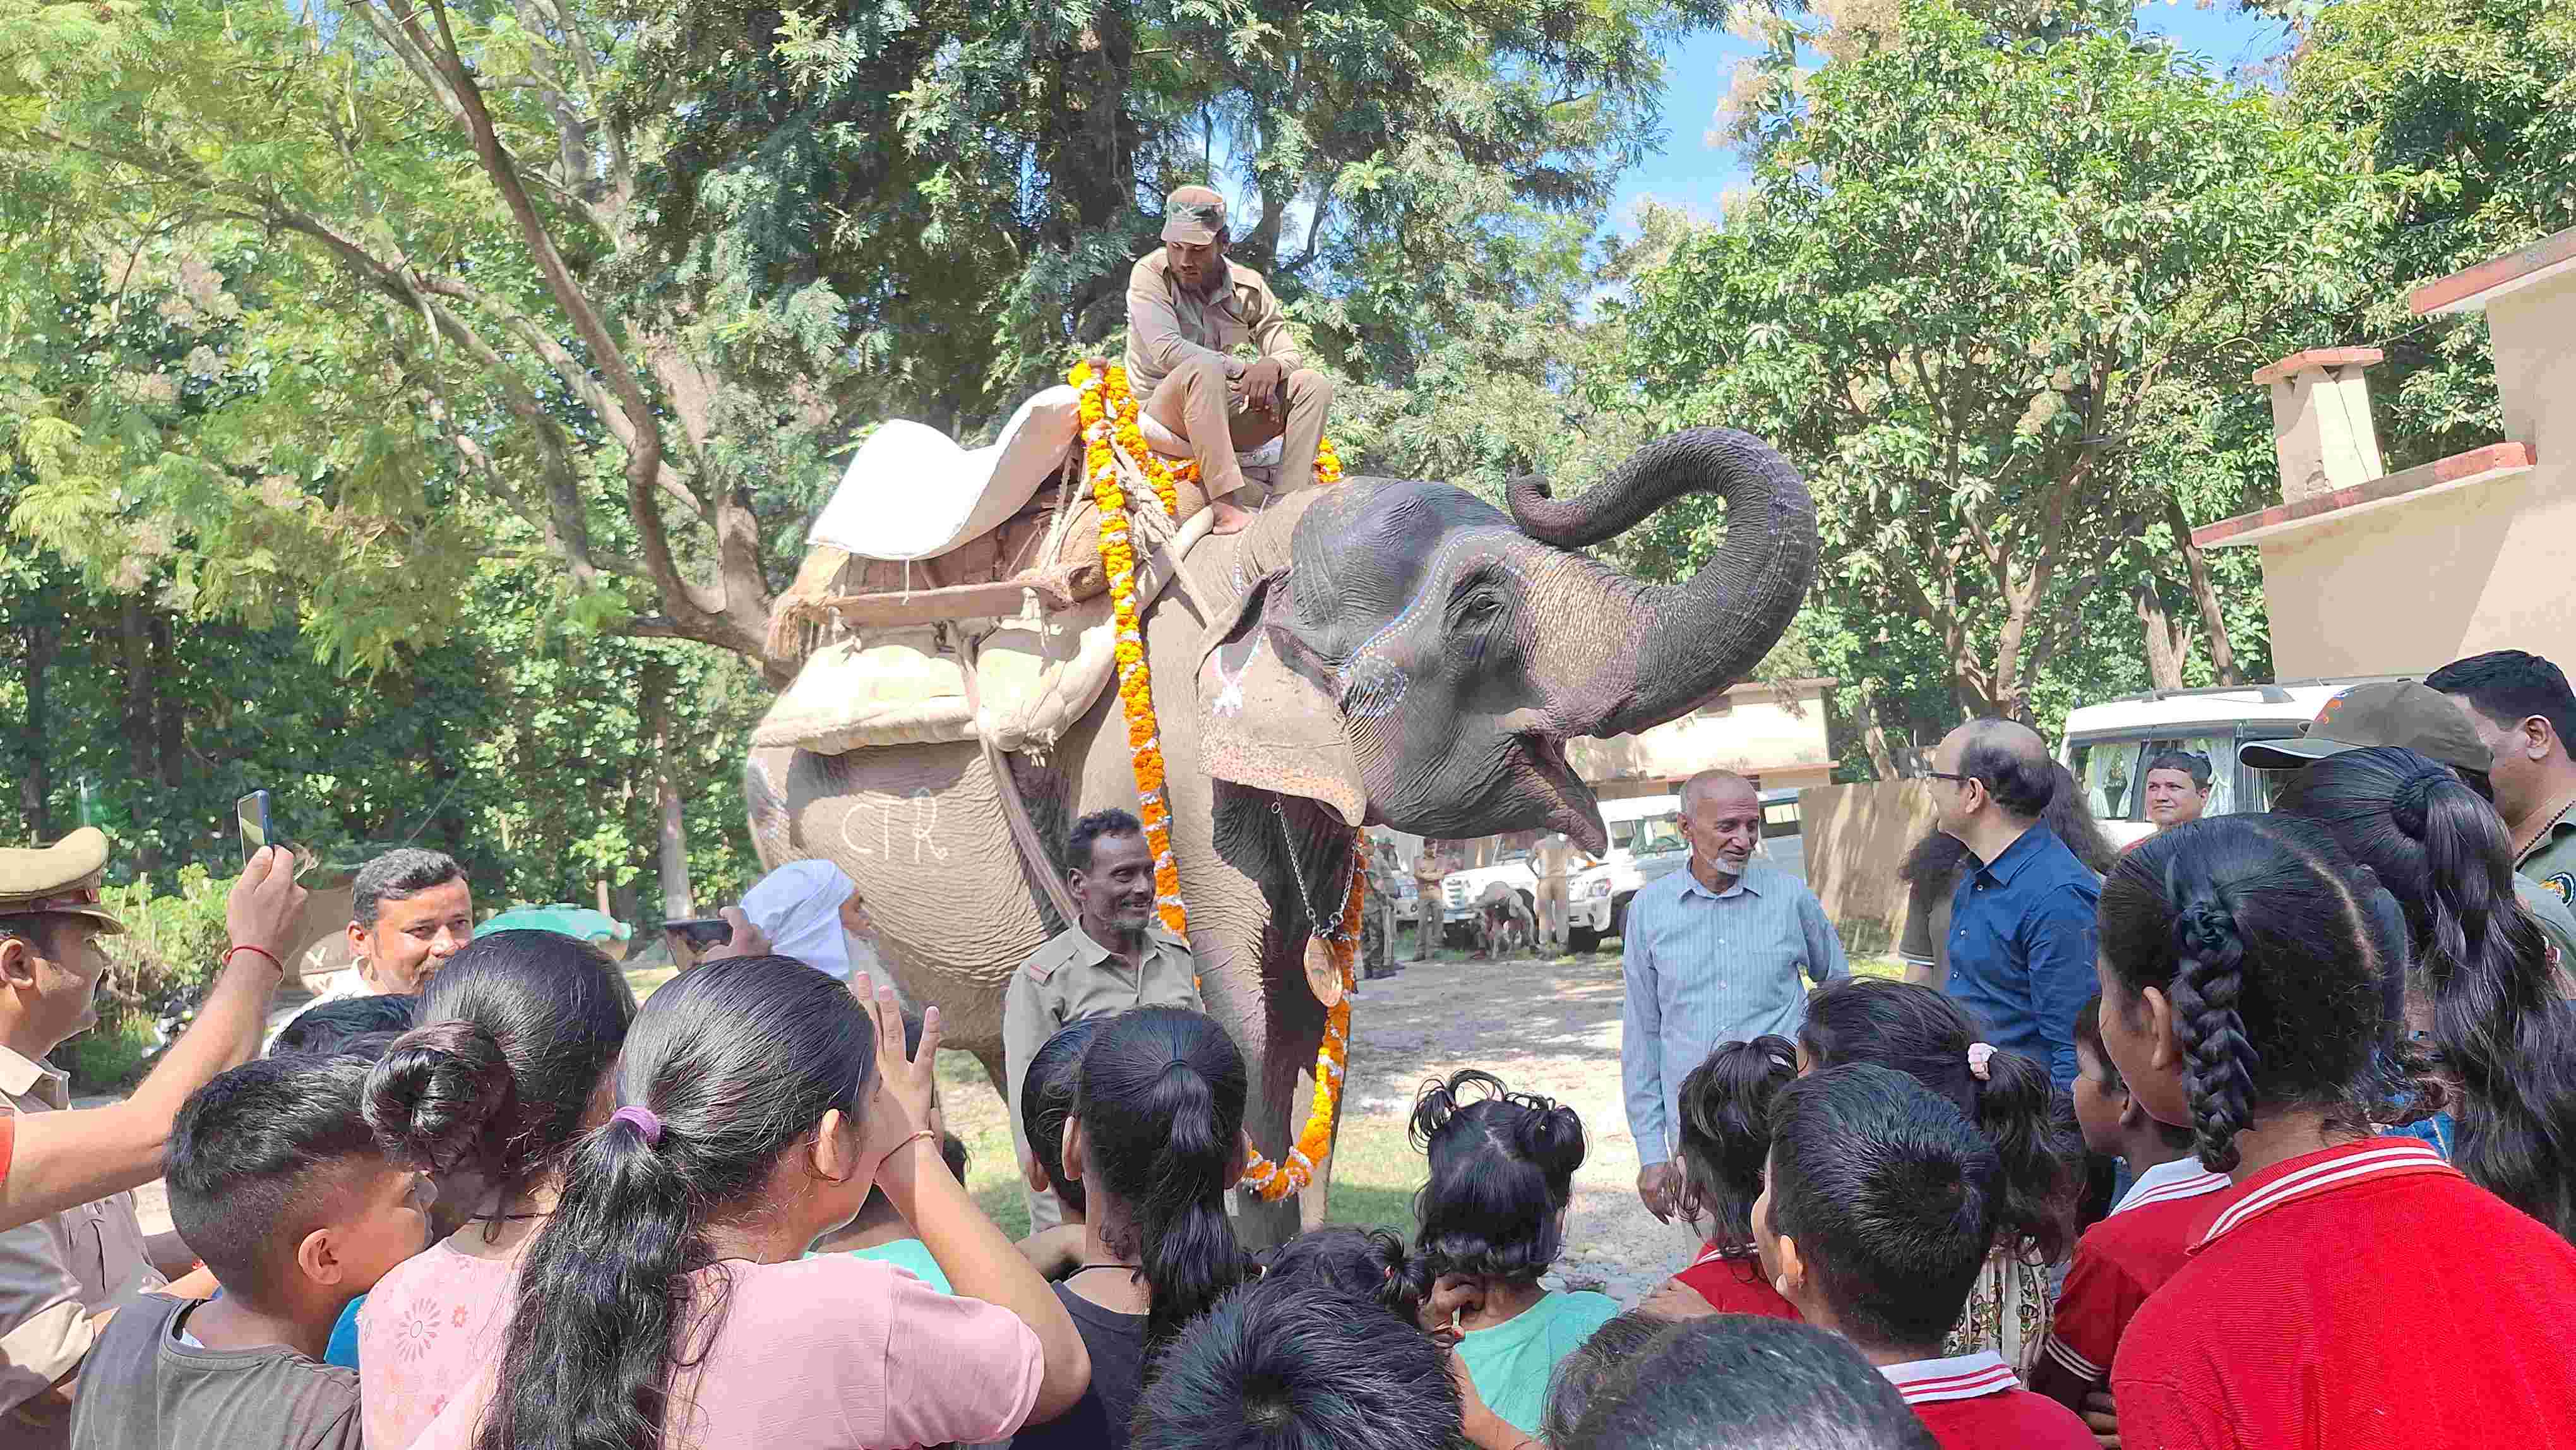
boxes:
[1143,355,1335,506]
[1536,875,1571,950]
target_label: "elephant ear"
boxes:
[1197,571,1368,826]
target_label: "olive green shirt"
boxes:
[1123,252,1303,402]
[2515,805,2576,914]
[1000,923,1204,1166]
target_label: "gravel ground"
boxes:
[1342,945,1695,1305]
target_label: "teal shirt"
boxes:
[1453,1290,1622,1435]
[324,1293,364,1369]
[806,1237,953,1295]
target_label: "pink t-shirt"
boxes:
[406,1254,1044,1450]
[357,1237,521,1449]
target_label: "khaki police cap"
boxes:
[0,826,126,935]
[2238,680,2493,777]
[1162,185,1227,245]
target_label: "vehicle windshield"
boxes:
[1611,817,1688,854]
[2069,733,2241,822]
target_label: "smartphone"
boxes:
[237,791,273,866]
[663,917,733,949]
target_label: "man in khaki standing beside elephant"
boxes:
[1410,842,1450,963]
[1530,830,1591,956]
[1003,808,1204,1231]
[1127,184,1336,536]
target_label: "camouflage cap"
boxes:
[2238,680,2493,776]
[1161,185,1227,245]
[0,826,126,935]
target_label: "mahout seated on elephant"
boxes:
[748,427,1819,1244]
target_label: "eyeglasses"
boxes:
[1920,771,1976,787]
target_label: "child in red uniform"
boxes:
[2097,816,2576,1448]
[1664,1036,1801,1319]
[2029,995,2233,1409]
[1751,1062,2091,1450]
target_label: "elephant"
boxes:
[745,426,1818,1245]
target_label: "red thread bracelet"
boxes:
[225,944,285,973]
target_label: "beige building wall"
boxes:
[1798,781,1939,958]
[2258,266,2576,680]
[2258,462,2576,678]
[1568,678,1837,795]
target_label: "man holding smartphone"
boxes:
[0,832,306,1445]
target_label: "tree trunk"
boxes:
[1857,678,1900,780]
[18,622,52,840]
[2166,495,2239,685]
[116,598,162,872]
[2135,575,2190,690]
[148,613,183,791]
[643,661,693,918]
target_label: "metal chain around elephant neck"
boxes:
[1271,798,1357,944]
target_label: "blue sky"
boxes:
[1607,4,2301,231]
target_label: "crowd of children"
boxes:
[59,753,2576,1449]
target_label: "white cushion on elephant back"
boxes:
[816,386,1082,562]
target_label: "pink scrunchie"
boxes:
[1966,1042,1996,1082]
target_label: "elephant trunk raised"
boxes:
[1506,426,1820,743]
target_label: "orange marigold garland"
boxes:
[1068,359,1358,1202]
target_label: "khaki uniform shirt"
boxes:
[0,1045,165,1418]
[1000,924,1204,1163]
[2516,803,2576,911]
[1123,252,1303,400]
[1410,853,1447,891]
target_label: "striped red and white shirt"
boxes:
[2115,1137,2576,1449]
[2039,1156,2236,1384]
[1880,1351,2092,1450]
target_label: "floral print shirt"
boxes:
[357,1238,520,1449]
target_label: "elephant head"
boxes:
[1196,427,1818,854]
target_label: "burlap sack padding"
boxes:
[751,626,974,753]
[751,599,1121,756]
[756,510,1213,759]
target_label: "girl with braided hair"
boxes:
[2097,815,2576,1447]
[2272,745,2576,1240]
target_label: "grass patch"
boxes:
[66,1017,158,1096]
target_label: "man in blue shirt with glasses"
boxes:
[1923,719,2101,1090]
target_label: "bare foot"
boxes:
[1210,499,1255,535]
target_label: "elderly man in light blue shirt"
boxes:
[1623,770,1848,1224]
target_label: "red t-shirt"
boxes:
[1883,1352,2094,1450]
[2114,1138,2576,1449]
[2039,1160,2234,1385]
[1672,1240,1800,1319]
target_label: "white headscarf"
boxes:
[741,860,860,981]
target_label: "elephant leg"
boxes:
[1233,1026,1313,1248]
[969,1043,1010,1110]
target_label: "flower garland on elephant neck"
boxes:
[1069,358,1357,1204]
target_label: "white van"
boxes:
[1564,794,1691,949]
[2058,680,2392,846]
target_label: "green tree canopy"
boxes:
[0,0,1721,683]
[1614,0,2370,734]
